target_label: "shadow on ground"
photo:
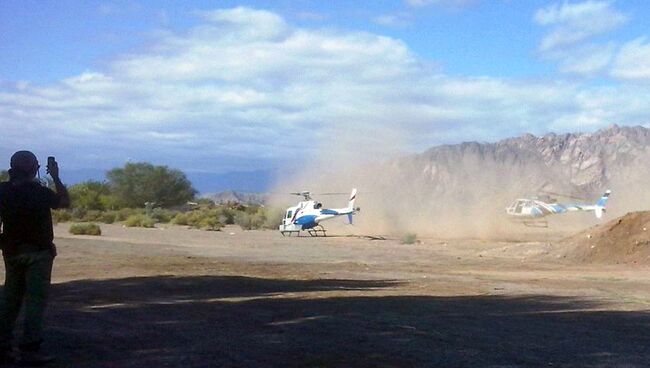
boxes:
[32,276,650,367]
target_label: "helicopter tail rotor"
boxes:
[348,188,358,211]
[594,190,611,219]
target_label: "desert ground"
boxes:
[3,223,650,367]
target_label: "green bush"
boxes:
[198,217,222,231]
[262,207,284,229]
[186,211,208,228]
[235,209,267,230]
[401,233,418,245]
[71,207,87,221]
[214,207,236,225]
[69,181,113,211]
[150,208,177,224]
[124,214,156,228]
[58,204,281,231]
[81,210,103,222]
[172,212,190,226]
[52,210,72,223]
[69,223,102,236]
[170,206,286,231]
[116,208,144,221]
[172,209,222,230]
[99,211,118,224]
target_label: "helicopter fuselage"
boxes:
[279,189,358,235]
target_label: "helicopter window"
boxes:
[514,201,524,214]
[286,210,293,219]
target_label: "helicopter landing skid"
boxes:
[522,220,548,228]
[280,230,301,237]
[307,225,327,237]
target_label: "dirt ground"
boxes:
[2,223,650,367]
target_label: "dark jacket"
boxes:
[0,181,62,257]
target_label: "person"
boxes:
[0,151,70,365]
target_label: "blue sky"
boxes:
[0,1,558,80]
[2,0,650,190]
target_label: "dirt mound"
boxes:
[561,211,650,264]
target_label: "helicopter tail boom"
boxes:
[571,189,611,218]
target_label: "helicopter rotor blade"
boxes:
[538,190,588,201]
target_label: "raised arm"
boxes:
[47,158,70,209]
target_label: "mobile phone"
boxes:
[47,156,55,166]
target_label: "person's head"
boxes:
[9,150,39,181]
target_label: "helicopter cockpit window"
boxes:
[286,210,293,219]
[514,200,524,214]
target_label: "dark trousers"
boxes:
[0,250,54,351]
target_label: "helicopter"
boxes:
[279,188,359,236]
[505,189,611,227]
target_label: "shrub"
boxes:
[52,210,72,223]
[116,208,144,221]
[172,212,190,226]
[198,217,222,231]
[69,181,112,211]
[71,207,87,221]
[401,233,418,245]
[69,223,102,236]
[262,207,284,229]
[172,209,223,230]
[235,209,266,230]
[81,210,103,222]
[150,208,177,224]
[99,211,118,224]
[214,207,236,225]
[124,214,156,228]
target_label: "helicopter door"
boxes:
[284,210,293,225]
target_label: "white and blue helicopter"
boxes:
[279,189,359,236]
[505,189,611,227]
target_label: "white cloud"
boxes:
[611,37,650,81]
[373,14,412,28]
[1,6,649,173]
[553,43,616,75]
[534,1,627,76]
[534,0,627,51]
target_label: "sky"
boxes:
[2,0,650,190]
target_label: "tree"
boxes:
[107,162,196,208]
[69,181,115,210]
[0,170,8,182]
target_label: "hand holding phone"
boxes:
[46,156,59,179]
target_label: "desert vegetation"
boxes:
[51,162,282,231]
[68,223,102,236]
[401,233,418,245]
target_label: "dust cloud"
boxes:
[270,126,650,240]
